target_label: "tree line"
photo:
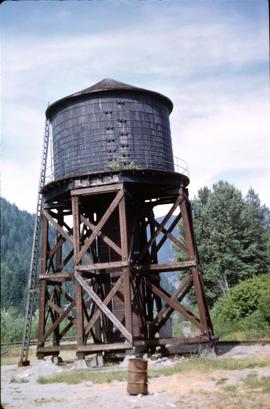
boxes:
[1,198,34,312]
[189,181,270,306]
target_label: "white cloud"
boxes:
[1,160,40,213]
[171,97,270,205]
[1,2,269,212]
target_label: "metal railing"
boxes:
[44,154,189,184]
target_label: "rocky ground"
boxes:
[1,344,270,409]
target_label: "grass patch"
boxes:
[37,369,127,385]
[222,384,237,394]
[37,356,270,385]
[10,377,29,384]
[148,356,269,378]
[242,374,270,393]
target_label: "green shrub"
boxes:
[211,275,270,340]
[1,307,39,344]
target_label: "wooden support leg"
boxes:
[119,193,133,339]
[37,214,48,358]
[179,188,213,335]
[72,196,85,354]
[53,211,63,348]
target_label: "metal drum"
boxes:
[127,358,148,395]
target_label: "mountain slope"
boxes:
[1,198,34,311]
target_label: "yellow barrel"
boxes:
[127,358,148,395]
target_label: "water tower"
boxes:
[36,79,214,360]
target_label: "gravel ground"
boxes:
[1,360,177,409]
[1,344,270,409]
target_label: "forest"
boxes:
[1,181,270,343]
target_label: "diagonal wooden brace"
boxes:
[43,209,73,244]
[84,276,123,337]
[140,194,184,259]
[76,190,124,264]
[75,271,132,342]
[153,219,188,255]
[149,274,193,336]
[47,300,75,326]
[39,299,76,344]
[145,277,205,332]
[81,215,123,257]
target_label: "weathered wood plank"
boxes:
[37,344,77,352]
[179,189,212,333]
[78,342,132,352]
[40,272,73,281]
[76,261,128,272]
[134,336,214,347]
[72,195,84,347]
[133,260,196,273]
[71,183,123,196]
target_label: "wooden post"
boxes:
[37,213,48,356]
[179,188,213,335]
[72,196,85,355]
[53,211,63,347]
[119,190,133,338]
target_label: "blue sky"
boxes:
[1,0,269,212]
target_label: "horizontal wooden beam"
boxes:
[134,336,214,347]
[39,273,73,282]
[77,342,132,352]
[71,183,123,196]
[76,261,129,272]
[37,344,77,353]
[133,260,196,273]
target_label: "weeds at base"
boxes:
[10,377,29,384]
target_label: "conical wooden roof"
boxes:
[46,78,173,118]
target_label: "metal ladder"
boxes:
[18,119,50,366]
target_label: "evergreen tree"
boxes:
[0,198,34,311]
[241,188,269,276]
[179,181,270,306]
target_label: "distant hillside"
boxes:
[0,198,34,311]
[156,216,179,292]
[0,198,179,311]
